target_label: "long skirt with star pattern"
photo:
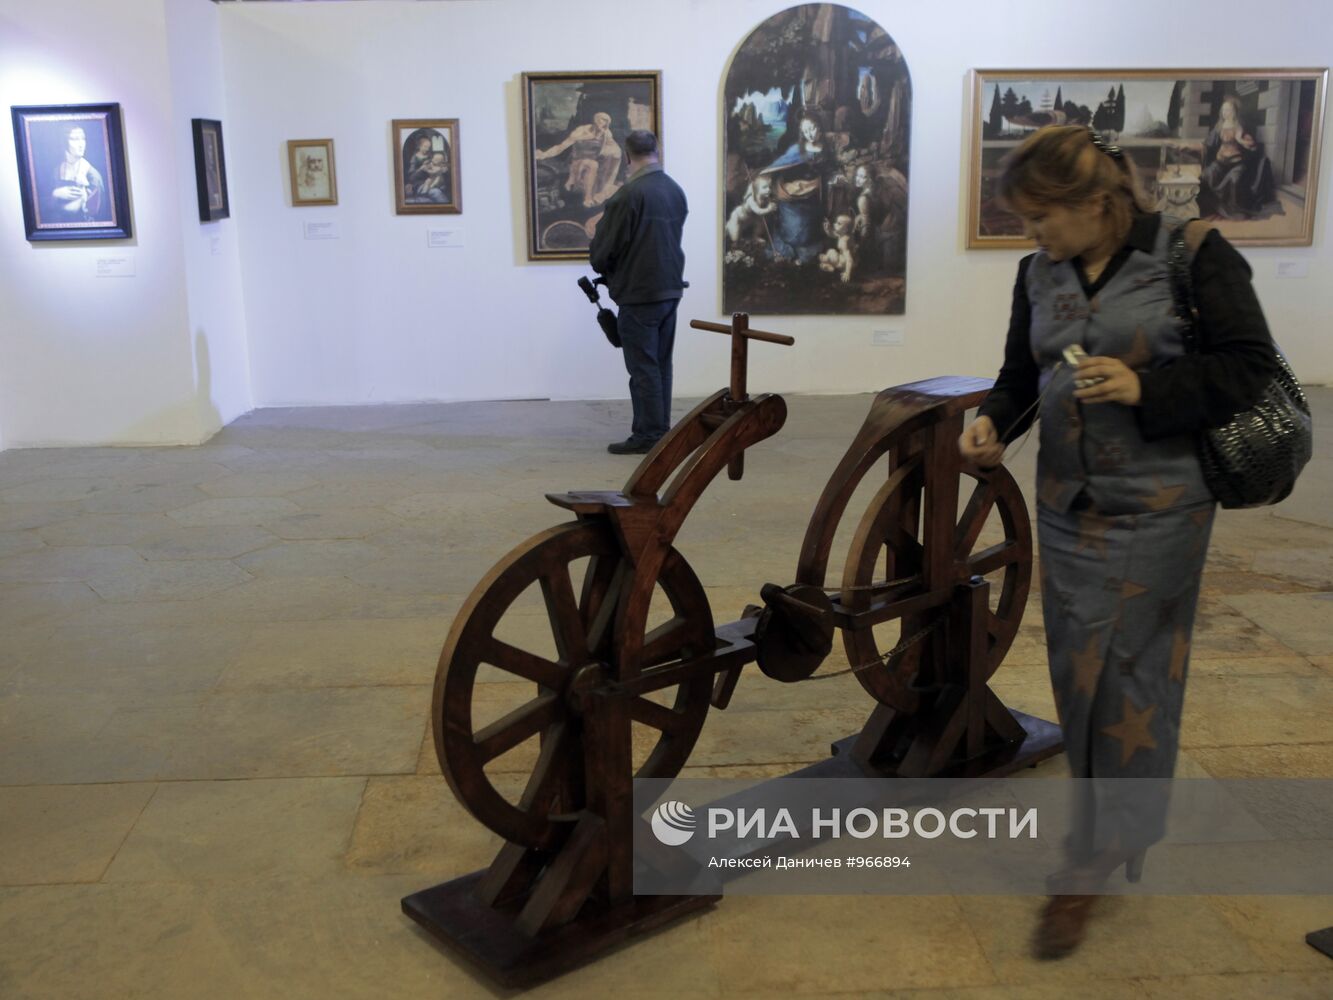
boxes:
[1038,496,1216,860]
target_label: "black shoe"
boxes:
[607,438,654,455]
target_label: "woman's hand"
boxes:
[959,416,1006,468]
[1074,357,1142,405]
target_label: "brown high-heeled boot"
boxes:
[1046,847,1147,892]
[1033,894,1097,960]
[1033,847,1147,959]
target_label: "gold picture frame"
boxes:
[287,138,337,206]
[967,68,1327,248]
[521,70,662,260]
[392,118,461,215]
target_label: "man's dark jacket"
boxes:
[589,163,687,305]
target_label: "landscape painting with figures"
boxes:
[968,69,1327,247]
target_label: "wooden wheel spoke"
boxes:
[641,616,697,666]
[473,694,562,763]
[578,554,619,631]
[884,532,923,578]
[484,638,566,689]
[584,561,628,659]
[969,540,1020,576]
[886,522,921,551]
[955,481,997,559]
[541,564,588,664]
[518,722,569,812]
[860,573,923,596]
[627,695,689,734]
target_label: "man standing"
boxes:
[589,130,688,455]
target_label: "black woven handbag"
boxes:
[1166,223,1312,509]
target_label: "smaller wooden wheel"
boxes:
[433,522,716,850]
[840,456,1032,713]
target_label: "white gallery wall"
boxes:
[219,0,1332,409]
[0,0,251,448]
[0,0,1329,447]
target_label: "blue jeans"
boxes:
[618,299,677,444]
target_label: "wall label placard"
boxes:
[95,254,135,277]
[303,221,339,240]
[427,226,464,248]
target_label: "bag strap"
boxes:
[1166,219,1212,352]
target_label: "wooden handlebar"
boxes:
[689,320,795,346]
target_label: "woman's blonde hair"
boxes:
[997,125,1152,240]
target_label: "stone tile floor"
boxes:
[0,389,1330,999]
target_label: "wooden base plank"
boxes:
[402,872,717,989]
[830,707,1064,779]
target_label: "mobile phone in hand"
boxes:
[1062,344,1105,388]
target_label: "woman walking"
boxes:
[959,125,1278,959]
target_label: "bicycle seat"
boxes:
[545,490,655,514]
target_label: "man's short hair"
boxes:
[624,130,658,158]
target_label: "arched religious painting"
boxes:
[723,4,911,315]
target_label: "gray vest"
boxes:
[1028,216,1210,515]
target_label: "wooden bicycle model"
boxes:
[403,315,1060,987]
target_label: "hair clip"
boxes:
[1087,127,1124,160]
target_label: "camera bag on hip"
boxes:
[578,276,621,348]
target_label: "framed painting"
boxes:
[287,138,337,206]
[191,118,229,222]
[393,118,461,214]
[522,70,661,260]
[11,103,132,241]
[968,68,1327,248]
[723,4,911,315]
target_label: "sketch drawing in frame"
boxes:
[722,4,912,315]
[287,138,337,206]
[522,70,661,260]
[393,118,461,215]
[11,102,132,241]
[968,68,1327,248]
[191,118,229,222]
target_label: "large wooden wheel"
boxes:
[840,455,1031,713]
[432,521,716,850]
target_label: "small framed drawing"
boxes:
[11,102,133,241]
[287,138,337,206]
[393,118,461,215]
[191,118,229,222]
[522,70,661,260]
[967,68,1327,248]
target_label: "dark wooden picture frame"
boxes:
[968,68,1328,248]
[392,118,461,215]
[521,70,661,260]
[191,118,229,222]
[11,102,132,241]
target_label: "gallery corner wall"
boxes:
[0,0,252,449]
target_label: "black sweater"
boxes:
[978,213,1279,444]
[589,164,688,305]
